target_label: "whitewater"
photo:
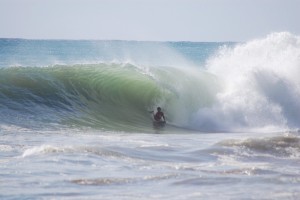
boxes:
[1,32,300,199]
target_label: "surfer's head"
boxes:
[157,107,161,111]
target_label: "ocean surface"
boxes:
[1,32,300,199]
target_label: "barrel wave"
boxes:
[0,63,218,131]
[1,32,300,133]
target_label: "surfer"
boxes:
[153,107,165,122]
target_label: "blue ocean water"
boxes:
[0,39,223,67]
[1,33,300,199]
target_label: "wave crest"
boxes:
[191,32,300,132]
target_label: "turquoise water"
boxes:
[1,33,300,199]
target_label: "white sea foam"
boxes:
[192,32,300,132]
[22,145,69,157]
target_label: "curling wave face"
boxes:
[0,63,218,131]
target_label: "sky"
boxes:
[0,0,299,42]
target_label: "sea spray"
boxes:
[192,32,300,132]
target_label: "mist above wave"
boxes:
[192,32,300,132]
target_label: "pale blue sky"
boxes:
[0,0,299,41]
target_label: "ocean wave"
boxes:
[217,133,300,158]
[1,32,300,132]
[0,63,217,131]
[192,32,300,132]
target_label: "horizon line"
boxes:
[0,37,239,43]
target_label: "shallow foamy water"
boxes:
[1,127,299,199]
